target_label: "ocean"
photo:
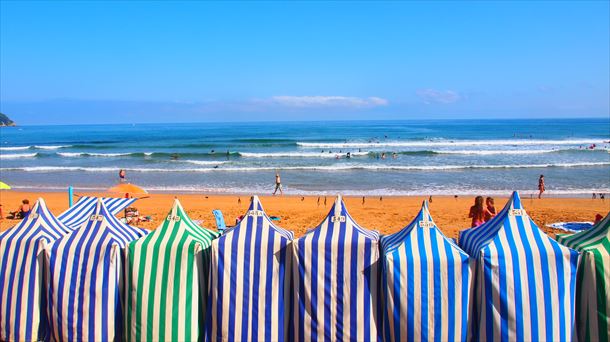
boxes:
[1,118,609,197]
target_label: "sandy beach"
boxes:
[1,190,608,238]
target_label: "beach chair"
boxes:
[212,209,226,233]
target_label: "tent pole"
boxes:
[68,186,73,207]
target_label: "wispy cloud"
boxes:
[416,89,461,104]
[264,96,389,108]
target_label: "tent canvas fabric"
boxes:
[124,199,219,342]
[557,213,610,341]
[380,201,473,342]
[0,198,72,341]
[44,199,147,341]
[459,191,579,341]
[58,196,136,229]
[292,196,381,341]
[206,196,294,341]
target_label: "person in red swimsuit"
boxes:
[538,175,545,199]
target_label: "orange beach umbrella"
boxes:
[107,183,148,195]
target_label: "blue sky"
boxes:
[0,1,608,124]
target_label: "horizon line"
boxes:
[1,116,608,127]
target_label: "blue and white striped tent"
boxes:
[206,196,294,341]
[58,196,136,229]
[0,198,72,342]
[380,201,473,342]
[459,191,579,341]
[44,198,147,341]
[292,195,381,341]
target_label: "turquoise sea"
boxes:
[1,118,609,196]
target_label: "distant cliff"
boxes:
[0,113,16,126]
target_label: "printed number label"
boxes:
[419,220,435,228]
[509,209,526,216]
[248,210,264,217]
[331,216,346,223]
[167,215,181,222]
[89,215,104,221]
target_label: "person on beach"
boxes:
[538,175,545,199]
[119,169,126,183]
[485,197,496,221]
[469,196,488,228]
[273,171,283,195]
[8,199,30,219]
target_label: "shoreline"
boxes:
[4,186,609,198]
[1,190,608,238]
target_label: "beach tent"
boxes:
[557,212,610,341]
[58,196,136,229]
[0,198,71,341]
[292,195,381,341]
[380,201,473,342]
[44,199,147,341]
[124,199,219,341]
[459,191,579,341]
[206,196,294,341]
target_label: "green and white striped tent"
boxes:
[124,199,219,342]
[557,212,610,341]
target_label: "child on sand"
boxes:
[484,197,496,221]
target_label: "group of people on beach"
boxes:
[468,196,496,228]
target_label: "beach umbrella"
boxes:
[107,183,148,195]
[0,181,11,190]
[380,201,473,342]
[124,199,219,341]
[291,195,381,341]
[557,212,610,341]
[58,196,137,229]
[459,191,579,341]
[0,198,71,341]
[206,196,294,341]
[44,199,147,341]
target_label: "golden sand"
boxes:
[1,191,608,239]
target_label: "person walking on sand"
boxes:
[273,171,283,195]
[538,175,545,199]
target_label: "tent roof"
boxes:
[155,199,219,243]
[459,191,555,255]
[54,199,146,248]
[557,212,610,251]
[0,198,71,240]
[304,195,379,240]
[381,200,466,256]
[221,196,293,240]
[58,196,136,229]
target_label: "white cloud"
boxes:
[266,96,389,108]
[416,89,461,104]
